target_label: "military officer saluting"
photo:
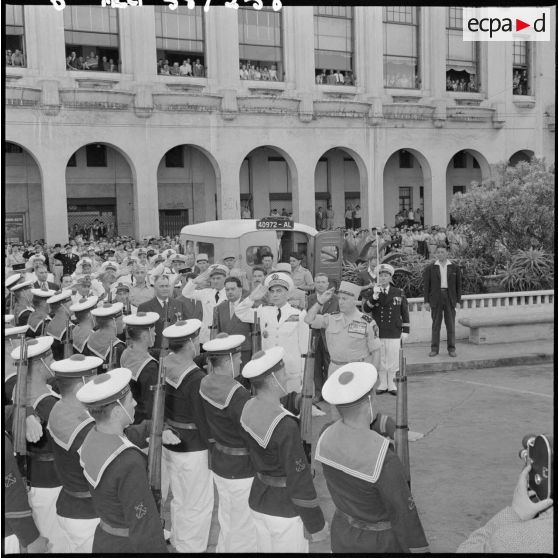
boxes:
[161,319,213,552]
[9,336,66,552]
[240,347,328,552]
[316,363,429,553]
[363,264,410,394]
[235,272,309,392]
[305,281,380,419]
[45,290,73,360]
[85,302,126,369]
[200,333,257,553]
[76,368,179,553]
[27,288,55,338]
[120,312,160,423]
[47,354,104,552]
[69,296,98,354]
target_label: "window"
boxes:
[86,144,107,167]
[67,153,77,167]
[155,6,205,78]
[383,7,420,89]
[399,150,413,168]
[197,242,214,263]
[512,42,529,95]
[314,6,354,86]
[246,246,272,266]
[399,187,413,211]
[472,157,480,169]
[446,7,479,92]
[6,5,26,67]
[239,7,283,82]
[165,146,184,168]
[320,245,339,263]
[64,6,120,72]
[453,186,466,195]
[452,151,467,168]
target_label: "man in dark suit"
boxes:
[212,276,252,373]
[423,244,462,357]
[32,265,59,291]
[307,273,339,402]
[137,274,201,356]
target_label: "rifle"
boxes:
[147,301,170,515]
[251,311,262,355]
[106,338,117,372]
[300,335,316,464]
[8,290,15,316]
[64,311,74,358]
[13,333,29,487]
[395,342,411,487]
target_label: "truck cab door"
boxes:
[311,230,343,289]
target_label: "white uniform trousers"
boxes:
[251,509,308,553]
[4,535,20,554]
[28,486,66,553]
[162,448,213,552]
[378,338,400,391]
[56,516,99,553]
[213,474,256,553]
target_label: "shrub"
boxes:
[497,249,554,292]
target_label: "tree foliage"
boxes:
[450,159,555,262]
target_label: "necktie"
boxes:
[42,282,48,290]
[162,300,168,319]
[215,291,220,304]
[277,307,282,322]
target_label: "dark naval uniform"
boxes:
[72,322,93,354]
[78,422,167,553]
[13,302,34,328]
[45,310,70,361]
[26,310,51,338]
[199,374,256,552]
[240,398,325,551]
[315,421,429,553]
[163,353,213,552]
[119,347,159,424]
[84,330,125,370]
[47,402,98,550]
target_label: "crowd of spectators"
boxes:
[66,51,120,72]
[158,58,206,77]
[5,49,25,67]
[446,73,478,93]
[239,63,280,81]
[513,70,529,96]
[315,70,355,85]
[385,72,419,89]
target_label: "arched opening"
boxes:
[383,149,429,227]
[446,149,490,225]
[240,146,294,221]
[5,142,44,243]
[314,148,365,230]
[157,145,217,236]
[509,149,534,166]
[65,143,134,239]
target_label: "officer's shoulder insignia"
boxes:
[361,314,373,323]
[295,458,306,473]
[135,502,147,519]
[5,472,16,488]
[408,495,416,511]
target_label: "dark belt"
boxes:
[336,508,392,532]
[441,288,448,291]
[257,472,287,487]
[28,452,55,462]
[214,441,250,456]
[166,418,198,430]
[331,356,367,366]
[99,519,129,538]
[63,487,91,499]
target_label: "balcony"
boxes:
[152,92,220,113]
[237,95,299,116]
[5,85,41,107]
[314,100,369,119]
[447,106,494,123]
[383,103,434,121]
[59,88,133,111]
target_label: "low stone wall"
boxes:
[405,290,554,344]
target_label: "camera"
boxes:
[519,434,553,502]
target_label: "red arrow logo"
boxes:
[516,19,530,31]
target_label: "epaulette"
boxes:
[361,314,373,323]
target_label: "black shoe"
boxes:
[429,351,439,357]
[388,390,397,396]
[448,350,457,357]
[376,389,387,394]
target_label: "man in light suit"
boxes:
[212,277,252,376]
[423,244,462,357]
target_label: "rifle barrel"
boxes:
[394,346,411,486]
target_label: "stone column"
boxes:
[428,7,447,101]
[27,6,66,76]
[207,6,240,90]
[292,155,315,227]
[250,150,270,219]
[216,154,241,221]
[286,6,314,92]
[41,153,70,244]
[328,150,346,229]
[361,7,384,98]
[426,162,446,226]
[129,149,160,238]
[124,5,157,81]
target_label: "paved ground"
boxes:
[166,362,553,553]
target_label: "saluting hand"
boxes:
[250,283,268,302]
[317,287,335,305]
